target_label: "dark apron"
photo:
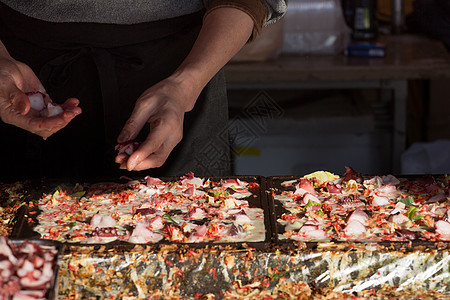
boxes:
[0,3,231,181]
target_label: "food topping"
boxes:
[276,168,450,241]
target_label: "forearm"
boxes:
[170,7,253,111]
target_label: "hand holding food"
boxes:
[0,57,81,139]
[26,91,65,117]
[116,76,195,171]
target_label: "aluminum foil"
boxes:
[57,243,449,299]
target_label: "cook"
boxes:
[0,1,286,181]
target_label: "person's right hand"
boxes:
[0,57,81,139]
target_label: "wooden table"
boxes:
[224,34,450,173]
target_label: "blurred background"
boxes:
[225,0,450,176]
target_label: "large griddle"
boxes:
[5,174,450,298]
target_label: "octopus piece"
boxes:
[326,182,342,194]
[232,198,248,207]
[390,202,406,215]
[0,277,20,296]
[347,208,369,226]
[144,176,163,187]
[193,225,208,238]
[16,260,35,278]
[344,220,367,237]
[300,193,321,206]
[0,260,13,279]
[183,186,196,196]
[17,241,41,256]
[115,141,139,156]
[0,236,18,265]
[372,196,390,207]
[42,102,64,117]
[184,207,206,220]
[435,220,450,240]
[341,166,363,183]
[129,222,157,243]
[234,214,252,224]
[181,171,194,180]
[14,290,47,299]
[308,205,322,213]
[427,204,446,219]
[389,213,410,225]
[339,194,364,208]
[27,91,46,111]
[228,224,245,236]
[364,176,383,187]
[375,184,399,197]
[20,264,52,290]
[147,215,164,231]
[298,224,328,240]
[233,210,251,224]
[181,174,205,188]
[90,214,117,228]
[395,229,418,241]
[92,227,119,237]
[294,178,316,196]
[0,238,57,298]
[26,91,63,117]
[148,195,165,206]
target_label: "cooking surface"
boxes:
[2,173,450,298]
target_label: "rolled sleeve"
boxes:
[204,0,268,41]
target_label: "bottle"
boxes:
[391,0,404,34]
[350,0,377,40]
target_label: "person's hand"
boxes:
[115,7,255,171]
[0,57,81,139]
[115,77,195,171]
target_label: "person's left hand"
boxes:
[115,77,195,171]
